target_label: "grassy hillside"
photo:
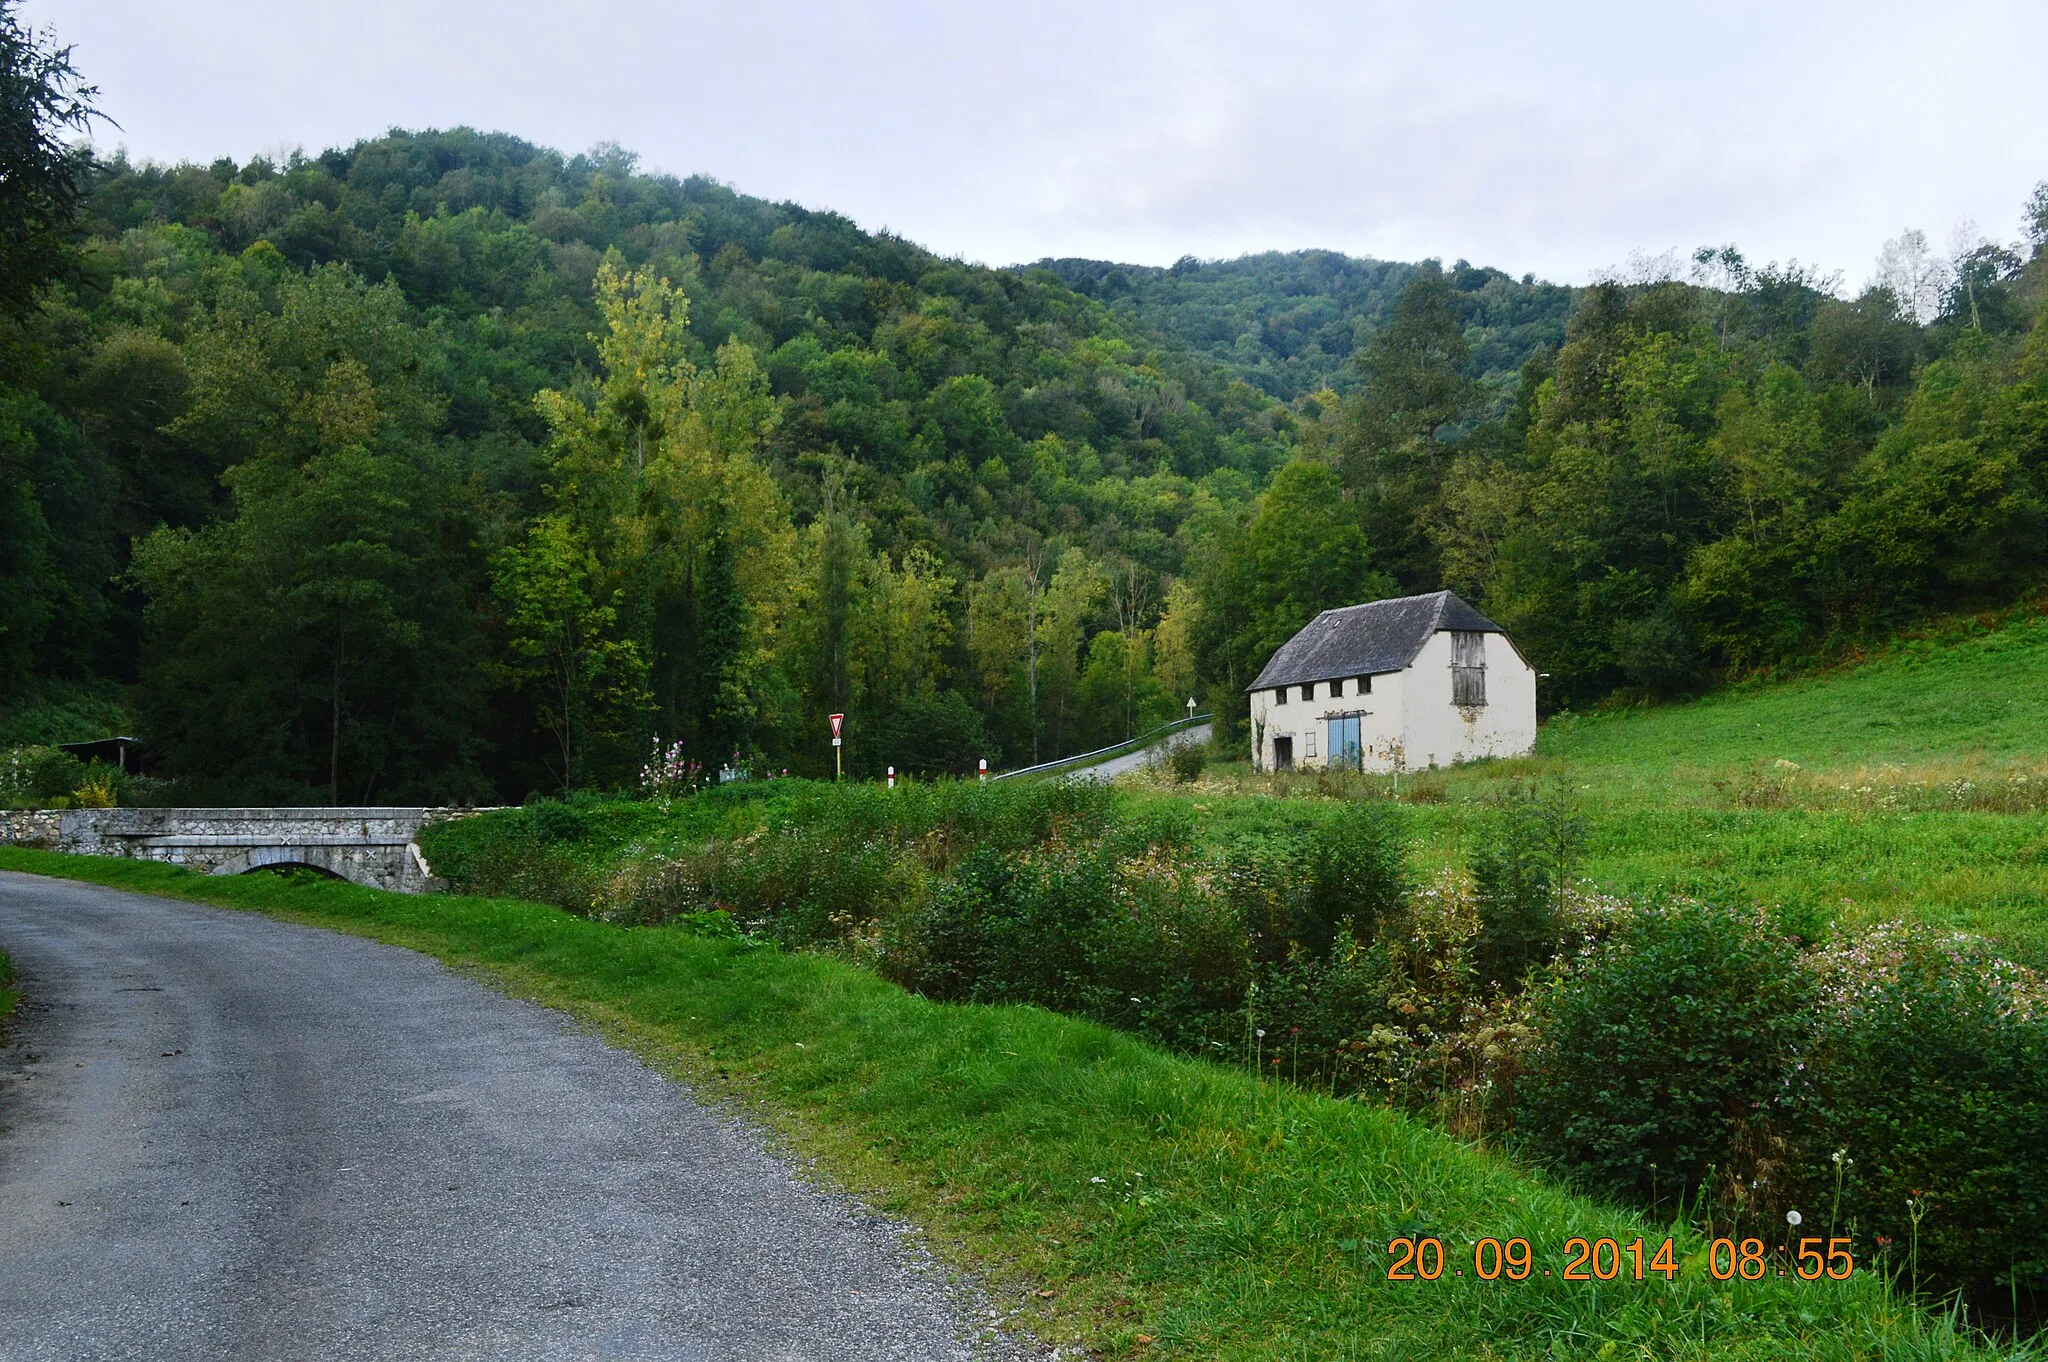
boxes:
[1543,615,2048,775]
[1186,610,2048,965]
[0,848,2016,1361]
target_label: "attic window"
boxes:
[1300,683,1314,702]
[1274,687,1287,705]
[1357,675,1372,695]
[1451,631,1486,706]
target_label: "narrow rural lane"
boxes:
[0,872,1011,1362]
[1064,722,1212,783]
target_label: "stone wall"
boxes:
[0,810,61,849]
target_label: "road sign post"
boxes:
[978,757,987,781]
[886,765,895,790]
[829,713,844,781]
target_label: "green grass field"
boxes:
[0,847,2016,1360]
[1164,612,2048,965]
[5,615,2046,1356]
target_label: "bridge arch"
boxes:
[209,844,380,888]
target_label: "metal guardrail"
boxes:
[991,713,1212,781]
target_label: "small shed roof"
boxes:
[57,735,149,775]
[1247,591,1504,691]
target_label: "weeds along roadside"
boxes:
[0,845,2031,1361]
[421,778,2048,1332]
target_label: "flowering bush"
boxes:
[1790,923,2048,1303]
[638,738,703,801]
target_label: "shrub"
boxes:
[1517,900,1814,1208]
[0,745,88,808]
[417,796,661,913]
[1471,790,1560,992]
[890,837,1255,1051]
[1294,801,1408,957]
[1792,924,2048,1304]
[1167,741,1207,783]
[71,765,120,808]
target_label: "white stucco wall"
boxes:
[1248,630,1536,773]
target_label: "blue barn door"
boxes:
[1326,714,1362,769]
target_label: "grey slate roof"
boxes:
[1246,590,1504,691]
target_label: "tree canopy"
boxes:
[2,107,2045,795]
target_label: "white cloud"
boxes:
[27,0,2048,283]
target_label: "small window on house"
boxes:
[1451,631,1486,706]
[1358,674,1372,695]
[1304,730,1317,759]
[1300,683,1314,702]
[1332,678,1346,697]
[1274,687,1287,705]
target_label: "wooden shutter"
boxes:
[1451,632,1486,706]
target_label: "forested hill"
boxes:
[3,101,2046,807]
[6,128,1303,798]
[1030,251,1574,404]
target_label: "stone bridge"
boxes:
[0,807,467,894]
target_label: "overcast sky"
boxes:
[26,0,2048,285]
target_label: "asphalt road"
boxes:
[1064,723,1212,784]
[0,872,1020,1362]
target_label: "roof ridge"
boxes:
[1245,588,1502,693]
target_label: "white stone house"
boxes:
[1246,590,1536,773]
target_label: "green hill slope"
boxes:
[1544,613,2048,775]
[1546,616,2048,964]
[1415,613,2048,964]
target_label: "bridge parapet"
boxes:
[0,806,478,893]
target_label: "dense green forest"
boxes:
[2,5,2046,803]
[1036,250,1574,405]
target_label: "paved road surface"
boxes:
[1063,722,1211,784]
[0,872,1017,1362]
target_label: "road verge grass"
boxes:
[0,848,2025,1360]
